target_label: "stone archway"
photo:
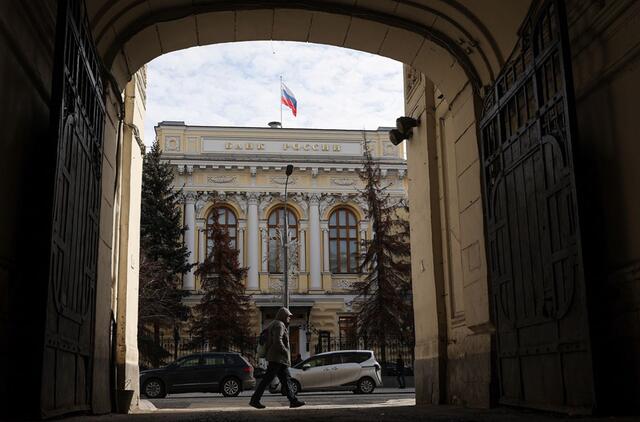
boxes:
[88,1,533,413]
[3,0,640,419]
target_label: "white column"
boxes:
[359,222,368,267]
[198,223,206,263]
[247,194,259,289]
[261,227,269,272]
[183,194,196,290]
[237,227,244,267]
[309,194,322,289]
[298,229,306,272]
[299,328,309,359]
[322,227,330,272]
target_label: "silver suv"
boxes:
[271,350,383,394]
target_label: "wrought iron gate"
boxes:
[479,0,594,412]
[44,0,105,416]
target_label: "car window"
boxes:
[224,355,242,366]
[343,352,371,363]
[178,356,201,367]
[203,355,225,366]
[305,355,331,368]
[330,354,344,365]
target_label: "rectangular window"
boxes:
[317,331,331,354]
[339,316,357,348]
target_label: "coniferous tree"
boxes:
[138,139,191,367]
[354,138,414,363]
[190,208,251,351]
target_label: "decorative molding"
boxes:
[383,143,397,157]
[319,194,336,215]
[234,193,248,214]
[207,175,236,184]
[259,194,275,214]
[332,278,357,290]
[308,193,321,206]
[195,198,207,215]
[269,275,299,292]
[318,193,370,216]
[398,169,406,179]
[186,165,194,175]
[331,177,356,186]
[184,191,197,203]
[165,136,180,151]
[291,192,309,217]
[250,166,257,177]
[405,66,421,96]
[248,192,260,204]
[271,176,297,185]
[311,168,319,178]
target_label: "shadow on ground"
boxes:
[62,404,640,422]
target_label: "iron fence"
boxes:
[140,335,414,370]
[314,338,414,368]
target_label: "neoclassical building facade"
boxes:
[157,122,408,359]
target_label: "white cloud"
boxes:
[144,41,404,145]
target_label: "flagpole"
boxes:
[280,75,283,128]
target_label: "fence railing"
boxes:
[139,335,414,369]
[314,338,414,368]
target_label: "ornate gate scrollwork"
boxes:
[479,0,594,412]
[44,0,105,416]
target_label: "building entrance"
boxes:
[5,0,640,418]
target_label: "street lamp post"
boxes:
[283,164,294,308]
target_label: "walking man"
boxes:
[396,354,406,389]
[250,307,305,409]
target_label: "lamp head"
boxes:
[285,164,294,176]
[388,116,420,145]
[389,129,406,146]
[396,116,419,133]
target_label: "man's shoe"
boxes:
[289,400,305,408]
[249,400,266,409]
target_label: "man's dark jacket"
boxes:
[265,307,292,366]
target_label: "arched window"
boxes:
[268,207,298,273]
[329,208,359,273]
[206,206,238,254]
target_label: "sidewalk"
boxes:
[63,403,639,422]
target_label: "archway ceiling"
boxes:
[88,0,531,100]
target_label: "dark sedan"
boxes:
[140,353,255,398]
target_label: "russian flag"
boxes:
[281,83,297,117]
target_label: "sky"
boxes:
[144,41,404,145]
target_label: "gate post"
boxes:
[404,71,448,405]
[113,75,146,413]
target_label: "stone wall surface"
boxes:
[0,0,56,416]
[567,0,640,410]
[433,81,492,408]
[405,72,449,406]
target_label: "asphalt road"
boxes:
[148,389,416,411]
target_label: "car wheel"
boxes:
[289,380,301,395]
[221,378,241,397]
[143,379,166,399]
[356,377,375,394]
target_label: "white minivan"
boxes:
[270,350,383,395]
